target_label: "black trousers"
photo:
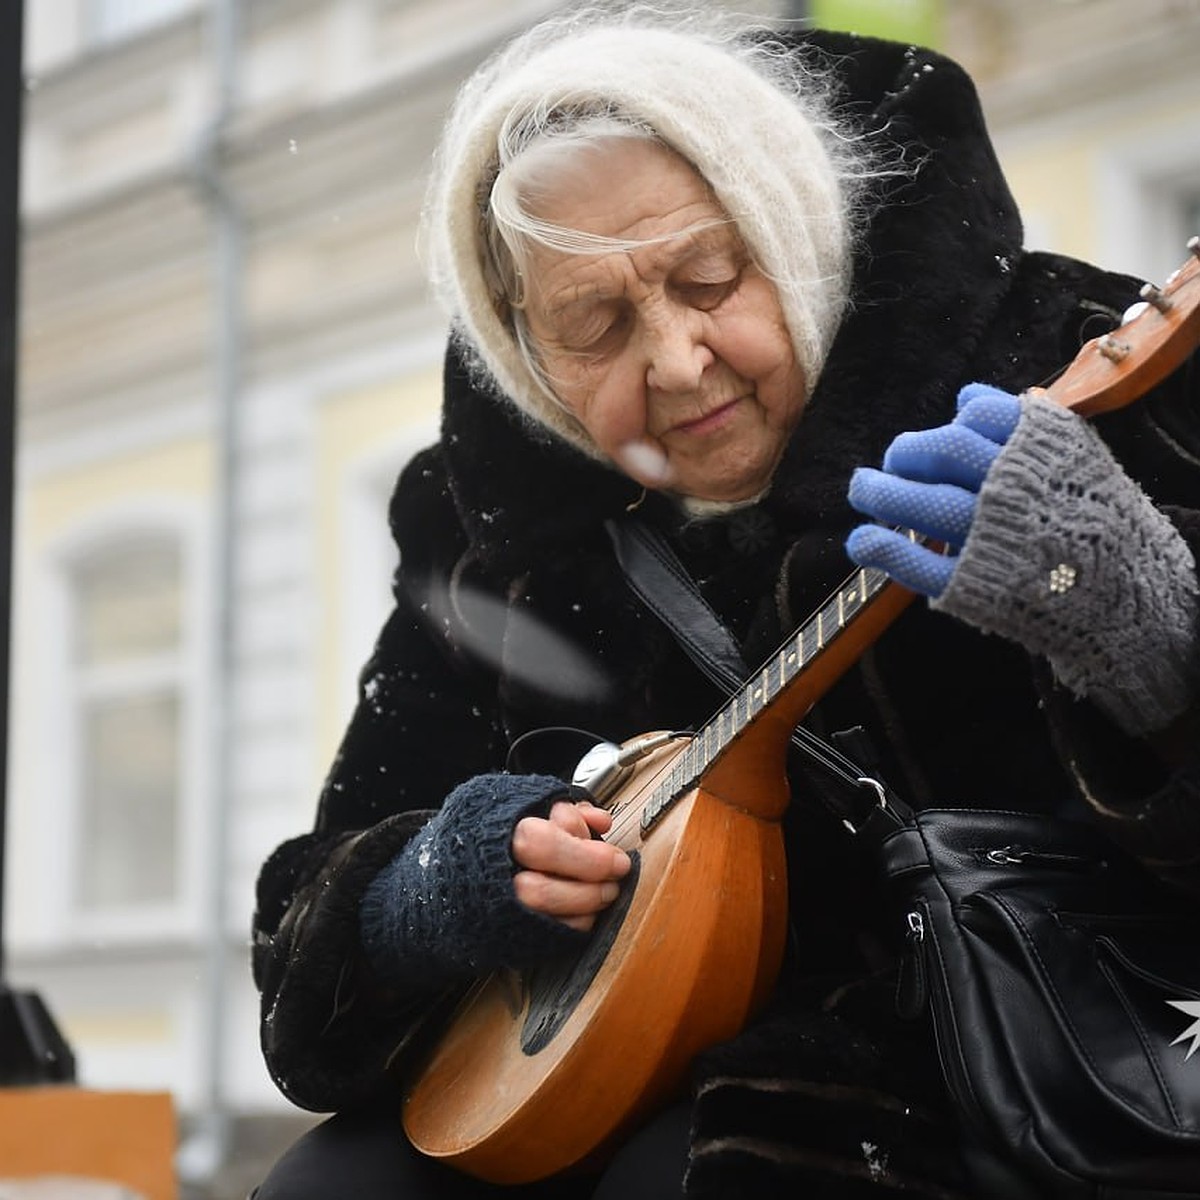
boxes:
[253,1102,690,1200]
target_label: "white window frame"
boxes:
[40,496,212,945]
[81,0,194,45]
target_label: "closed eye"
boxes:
[675,275,740,311]
[558,308,632,357]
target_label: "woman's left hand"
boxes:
[844,381,1199,738]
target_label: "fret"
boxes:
[837,586,845,629]
[820,600,836,644]
[678,746,693,783]
[842,585,860,621]
[816,607,825,649]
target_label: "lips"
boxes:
[666,395,746,436]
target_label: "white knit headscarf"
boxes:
[422,6,855,456]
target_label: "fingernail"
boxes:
[600,882,620,903]
[613,849,632,875]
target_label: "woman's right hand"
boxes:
[511,800,632,931]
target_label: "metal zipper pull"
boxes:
[981,845,1098,869]
[896,909,927,1021]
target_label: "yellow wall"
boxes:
[1002,141,1097,261]
[27,439,213,542]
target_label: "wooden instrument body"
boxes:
[403,737,790,1183]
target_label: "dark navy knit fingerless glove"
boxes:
[359,772,587,989]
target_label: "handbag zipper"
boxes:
[898,902,998,1150]
[896,909,927,1020]
[977,845,1099,869]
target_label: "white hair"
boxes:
[421,3,901,456]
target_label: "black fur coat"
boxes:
[252,30,1200,1198]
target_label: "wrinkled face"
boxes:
[521,138,807,503]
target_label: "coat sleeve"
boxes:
[1043,348,1200,896]
[251,444,511,1112]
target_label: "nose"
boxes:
[644,307,714,393]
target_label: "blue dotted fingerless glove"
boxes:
[359,772,587,989]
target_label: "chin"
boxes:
[681,460,775,506]
[674,470,772,514]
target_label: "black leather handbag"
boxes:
[609,516,1200,1199]
[880,804,1200,1199]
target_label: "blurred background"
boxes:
[4,0,1200,1195]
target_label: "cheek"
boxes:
[565,361,649,453]
[716,317,801,408]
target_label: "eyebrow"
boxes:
[539,226,743,321]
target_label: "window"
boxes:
[1097,118,1200,285]
[68,535,186,911]
[85,0,194,44]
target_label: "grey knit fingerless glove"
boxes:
[359,772,586,989]
[932,395,1199,736]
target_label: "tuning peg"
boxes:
[1139,281,1172,313]
[1098,334,1130,363]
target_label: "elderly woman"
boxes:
[251,7,1200,1199]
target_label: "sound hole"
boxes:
[520,852,641,1055]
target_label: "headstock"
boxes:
[1033,237,1200,417]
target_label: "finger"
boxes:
[512,870,622,926]
[575,802,614,837]
[881,423,1002,491]
[546,799,611,840]
[960,379,1017,417]
[955,383,1022,440]
[845,524,956,599]
[511,816,631,881]
[848,468,977,546]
